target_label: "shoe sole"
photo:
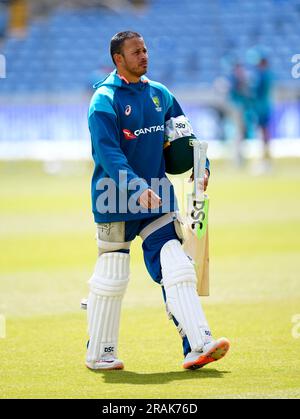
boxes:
[183,338,230,370]
[86,362,124,371]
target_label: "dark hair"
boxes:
[110,31,142,65]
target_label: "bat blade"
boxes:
[183,194,209,296]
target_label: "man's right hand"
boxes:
[189,169,210,191]
[138,189,162,209]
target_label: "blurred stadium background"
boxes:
[1,1,300,398]
[0,0,300,160]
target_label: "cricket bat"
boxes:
[183,140,209,296]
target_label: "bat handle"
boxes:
[199,141,208,179]
[193,140,208,200]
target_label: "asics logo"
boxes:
[125,105,132,116]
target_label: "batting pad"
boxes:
[86,252,130,363]
[161,240,212,351]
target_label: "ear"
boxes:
[114,53,123,66]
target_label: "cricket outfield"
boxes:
[0,158,299,399]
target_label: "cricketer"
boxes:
[86,31,230,370]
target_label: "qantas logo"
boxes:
[123,125,164,140]
[123,129,137,140]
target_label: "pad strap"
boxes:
[139,212,177,241]
[97,238,131,252]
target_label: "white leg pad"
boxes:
[161,240,212,351]
[86,252,130,364]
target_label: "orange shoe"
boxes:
[183,337,230,370]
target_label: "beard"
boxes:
[123,58,148,78]
[130,66,147,78]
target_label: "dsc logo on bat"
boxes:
[191,199,206,230]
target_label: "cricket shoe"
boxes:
[86,357,124,371]
[183,337,230,370]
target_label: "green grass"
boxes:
[0,159,300,399]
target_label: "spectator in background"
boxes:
[252,57,273,172]
[0,0,9,41]
[9,0,28,37]
[186,50,200,78]
[229,62,255,166]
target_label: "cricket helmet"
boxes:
[164,134,195,175]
